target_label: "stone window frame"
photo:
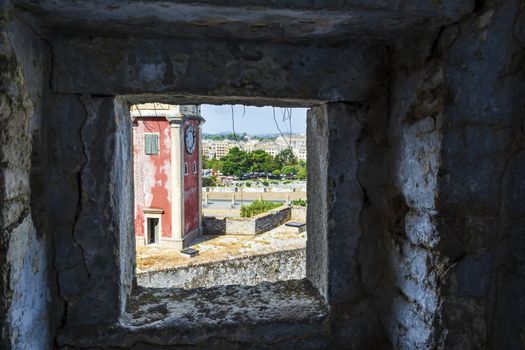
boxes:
[130,101,328,296]
[37,24,392,345]
[49,93,370,350]
[52,96,365,348]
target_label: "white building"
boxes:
[203,134,307,160]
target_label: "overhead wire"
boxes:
[288,108,293,148]
[136,105,154,133]
[231,105,244,150]
[273,107,291,149]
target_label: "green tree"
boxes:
[202,154,210,168]
[209,134,224,141]
[274,148,298,169]
[297,167,307,180]
[295,160,307,180]
[281,165,297,176]
[204,156,224,172]
[221,147,250,176]
[249,150,274,173]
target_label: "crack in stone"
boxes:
[2,207,29,234]
[51,239,68,332]
[71,95,92,280]
[354,113,368,296]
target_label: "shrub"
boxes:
[246,181,252,187]
[291,199,307,207]
[240,200,282,218]
[281,165,297,176]
[297,168,307,180]
[261,180,269,187]
[202,176,216,187]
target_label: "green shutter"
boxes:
[145,134,159,155]
[144,135,151,154]
[145,134,152,154]
[154,134,159,154]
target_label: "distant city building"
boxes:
[202,139,238,159]
[275,135,307,160]
[202,134,307,160]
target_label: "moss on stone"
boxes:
[429,0,443,9]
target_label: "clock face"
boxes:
[185,125,196,154]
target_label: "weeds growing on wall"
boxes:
[291,199,307,207]
[240,200,282,218]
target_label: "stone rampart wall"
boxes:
[137,248,305,289]
[291,206,307,221]
[253,206,291,233]
[205,206,291,235]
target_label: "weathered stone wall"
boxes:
[0,11,53,349]
[291,206,307,222]
[436,2,525,348]
[254,206,291,233]
[137,248,305,289]
[46,94,135,328]
[52,35,386,105]
[386,59,448,350]
[1,0,524,349]
[307,101,391,348]
[113,98,136,317]
[205,206,291,235]
[383,1,525,348]
[306,106,329,302]
[203,216,226,234]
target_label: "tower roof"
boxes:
[131,103,202,120]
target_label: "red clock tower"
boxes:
[131,103,204,249]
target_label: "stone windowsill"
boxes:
[56,279,329,348]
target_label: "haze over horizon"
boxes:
[201,105,307,135]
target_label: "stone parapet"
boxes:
[203,206,292,235]
[137,248,305,289]
[291,206,307,222]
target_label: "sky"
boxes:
[201,104,307,135]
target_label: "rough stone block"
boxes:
[52,36,385,104]
[47,95,134,328]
